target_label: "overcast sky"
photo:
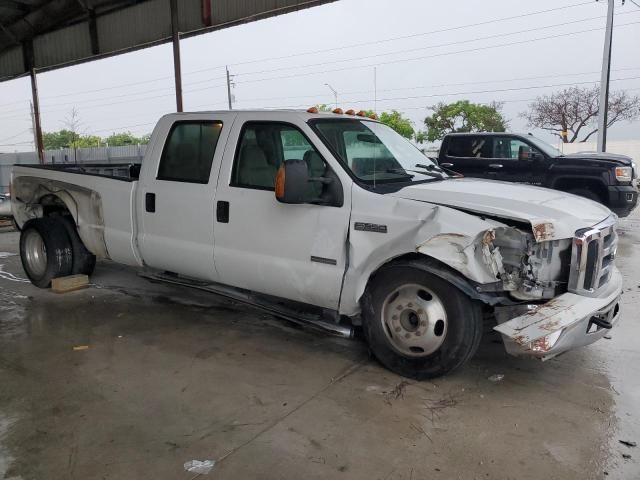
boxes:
[1,0,639,152]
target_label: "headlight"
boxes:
[615,166,632,182]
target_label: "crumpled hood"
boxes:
[390,178,612,241]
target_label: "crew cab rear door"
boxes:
[136,113,236,281]
[212,113,352,310]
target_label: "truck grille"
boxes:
[568,215,617,295]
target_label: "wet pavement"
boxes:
[0,212,639,480]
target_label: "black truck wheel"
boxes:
[362,265,483,379]
[60,216,96,276]
[20,217,73,288]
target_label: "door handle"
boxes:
[216,201,229,223]
[489,164,504,169]
[440,163,454,168]
[145,192,156,213]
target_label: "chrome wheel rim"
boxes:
[381,283,448,357]
[23,229,47,277]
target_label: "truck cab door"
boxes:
[488,136,545,186]
[212,114,352,310]
[136,113,235,281]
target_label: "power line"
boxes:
[5,13,620,114]
[0,0,598,109]
[233,20,640,86]
[0,128,32,144]
[259,75,640,110]
[234,11,640,79]
[222,0,596,70]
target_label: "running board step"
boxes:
[138,271,355,339]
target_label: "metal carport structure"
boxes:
[0,0,337,161]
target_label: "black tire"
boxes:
[567,188,603,204]
[362,265,483,379]
[60,216,96,276]
[19,217,73,288]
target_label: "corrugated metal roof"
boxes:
[0,0,337,82]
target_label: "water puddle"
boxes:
[0,266,28,283]
[0,412,20,480]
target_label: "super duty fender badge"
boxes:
[354,222,388,233]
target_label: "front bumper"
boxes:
[494,267,623,359]
[608,184,638,217]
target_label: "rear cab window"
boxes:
[157,121,223,183]
[445,136,491,159]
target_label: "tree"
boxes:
[521,86,640,143]
[104,131,149,146]
[42,130,150,149]
[378,110,414,139]
[422,100,508,142]
[42,129,100,149]
[314,104,333,112]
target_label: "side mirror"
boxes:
[275,160,312,204]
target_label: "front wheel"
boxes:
[362,265,483,379]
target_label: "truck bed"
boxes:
[19,163,141,181]
[11,163,142,267]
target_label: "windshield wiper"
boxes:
[415,163,444,173]
[387,168,445,181]
[385,169,414,179]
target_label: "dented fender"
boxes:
[339,188,512,316]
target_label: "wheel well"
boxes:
[38,194,75,222]
[554,178,607,202]
[364,252,504,306]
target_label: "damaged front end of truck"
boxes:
[417,213,622,360]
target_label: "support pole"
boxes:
[226,66,233,110]
[170,0,183,112]
[29,68,44,164]
[597,0,615,152]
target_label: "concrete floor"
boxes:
[0,212,639,480]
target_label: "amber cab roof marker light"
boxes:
[345,109,355,115]
[332,108,344,114]
[306,106,319,113]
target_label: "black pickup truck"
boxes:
[437,132,638,217]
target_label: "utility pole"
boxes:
[30,102,38,153]
[29,69,45,164]
[226,66,234,110]
[324,83,338,108]
[170,0,183,112]
[596,0,617,152]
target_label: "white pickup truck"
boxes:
[10,110,622,378]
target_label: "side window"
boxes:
[281,129,312,161]
[491,138,540,159]
[157,121,223,183]
[232,122,328,191]
[446,136,489,158]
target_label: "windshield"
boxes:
[526,134,562,157]
[311,119,446,184]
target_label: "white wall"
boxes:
[559,140,640,161]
